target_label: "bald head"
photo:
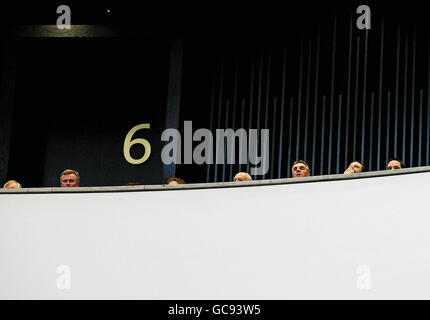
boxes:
[233,172,252,182]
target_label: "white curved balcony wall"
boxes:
[1,167,430,299]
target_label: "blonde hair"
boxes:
[60,169,80,182]
[3,180,22,188]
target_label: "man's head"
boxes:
[60,169,80,187]
[292,160,311,178]
[233,172,252,182]
[386,158,406,170]
[3,180,22,189]
[346,161,366,173]
[168,177,185,185]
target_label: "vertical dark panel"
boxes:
[270,98,277,179]
[287,97,294,178]
[369,93,375,171]
[320,96,326,175]
[253,50,264,179]
[328,90,334,174]
[377,18,385,170]
[377,90,383,170]
[427,41,430,166]
[394,26,401,157]
[239,99,246,173]
[402,32,409,162]
[311,30,320,176]
[163,36,184,182]
[410,30,416,167]
[295,40,304,161]
[418,90,423,166]
[229,56,239,181]
[353,36,360,161]
[222,99,230,182]
[360,30,369,164]
[213,61,224,182]
[303,40,312,162]
[262,49,271,180]
[206,74,216,182]
[277,97,285,179]
[278,49,287,178]
[336,95,343,173]
[246,55,255,174]
[328,17,337,175]
[344,17,353,169]
[0,37,16,183]
[385,91,391,165]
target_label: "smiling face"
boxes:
[292,162,310,178]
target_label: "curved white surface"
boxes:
[1,169,430,299]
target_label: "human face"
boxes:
[387,160,402,170]
[350,162,364,173]
[233,173,251,182]
[168,181,178,185]
[292,163,310,178]
[5,182,19,189]
[61,174,79,187]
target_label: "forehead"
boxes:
[61,173,77,180]
[388,160,401,167]
[6,182,18,187]
[351,162,362,167]
[235,173,246,178]
[293,163,306,168]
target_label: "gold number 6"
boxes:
[123,123,152,164]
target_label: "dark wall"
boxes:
[7,35,169,187]
[2,1,430,187]
[177,2,430,181]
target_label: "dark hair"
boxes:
[387,158,406,168]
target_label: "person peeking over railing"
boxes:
[233,172,252,182]
[3,180,22,189]
[291,160,311,178]
[60,169,80,187]
[386,158,406,170]
[168,177,185,185]
[344,161,366,174]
